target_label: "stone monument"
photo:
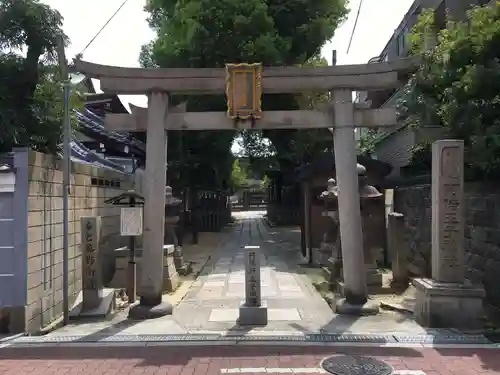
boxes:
[81,216,104,310]
[238,245,268,325]
[164,186,187,275]
[69,216,116,319]
[413,140,485,328]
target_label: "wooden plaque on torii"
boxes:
[225,63,262,120]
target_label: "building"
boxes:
[72,78,146,173]
[358,0,492,177]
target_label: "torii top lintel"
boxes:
[73,58,418,96]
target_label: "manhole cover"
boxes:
[322,355,393,375]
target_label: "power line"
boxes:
[346,0,364,54]
[78,0,129,58]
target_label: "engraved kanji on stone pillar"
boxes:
[431,140,464,283]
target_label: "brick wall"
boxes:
[22,150,133,332]
[394,183,500,308]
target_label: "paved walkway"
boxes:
[16,211,485,342]
[0,344,499,374]
[174,211,334,333]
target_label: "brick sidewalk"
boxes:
[0,345,499,374]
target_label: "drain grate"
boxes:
[322,355,393,375]
[394,334,491,344]
[8,332,492,345]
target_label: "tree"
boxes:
[357,129,378,157]
[141,0,348,188]
[0,0,76,153]
[398,4,500,179]
[231,159,249,190]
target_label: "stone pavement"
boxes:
[23,211,486,342]
[173,210,334,333]
[0,344,499,374]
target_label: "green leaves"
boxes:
[399,3,500,179]
[231,159,249,190]
[142,0,348,187]
[0,0,70,154]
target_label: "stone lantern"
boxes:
[357,164,384,287]
[319,164,384,289]
[318,178,342,280]
[164,186,187,274]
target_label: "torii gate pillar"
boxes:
[129,91,175,319]
[331,88,378,315]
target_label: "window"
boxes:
[396,26,409,56]
[435,2,446,31]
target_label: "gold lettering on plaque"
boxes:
[225,63,262,119]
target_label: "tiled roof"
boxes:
[76,108,145,155]
[69,138,127,172]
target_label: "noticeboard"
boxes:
[120,207,143,236]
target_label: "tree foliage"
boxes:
[141,0,348,188]
[398,4,500,178]
[0,0,77,154]
[357,129,378,157]
[230,159,249,190]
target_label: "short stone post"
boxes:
[413,140,485,328]
[81,216,103,311]
[387,212,409,286]
[238,245,268,325]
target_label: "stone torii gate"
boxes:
[74,57,415,318]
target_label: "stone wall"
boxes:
[393,182,500,307]
[23,150,133,332]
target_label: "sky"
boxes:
[41,0,415,110]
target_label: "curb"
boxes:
[3,332,494,348]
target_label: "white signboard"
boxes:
[120,207,143,236]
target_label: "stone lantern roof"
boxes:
[294,152,392,182]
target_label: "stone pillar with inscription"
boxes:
[238,245,268,325]
[413,140,485,328]
[81,216,104,311]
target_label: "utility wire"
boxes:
[346,0,364,54]
[78,0,129,58]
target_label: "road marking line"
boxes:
[220,369,425,374]
[220,369,325,374]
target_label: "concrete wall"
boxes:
[8,150,133,333]
[394,183,500,308]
